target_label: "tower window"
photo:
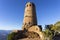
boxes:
[27,5,28,7]
[29,22,30,25]
[29,4,31,6]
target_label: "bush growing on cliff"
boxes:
[7,32,17,40]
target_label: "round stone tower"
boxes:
[22,2,37,30]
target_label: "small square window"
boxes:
[27,5,28,7]
[30,4,31,6]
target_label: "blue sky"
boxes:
[0,0,60,30]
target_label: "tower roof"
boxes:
[26,2,35,7]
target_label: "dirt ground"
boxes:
[18,38,41,40]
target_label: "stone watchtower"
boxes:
[12,2,45,40]
[22,2,37,30]
[22,2,45,40]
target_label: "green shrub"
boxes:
[7,32,16,40]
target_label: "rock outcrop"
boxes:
[12,30,41,40]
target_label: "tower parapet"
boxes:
[22,2,37,30]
